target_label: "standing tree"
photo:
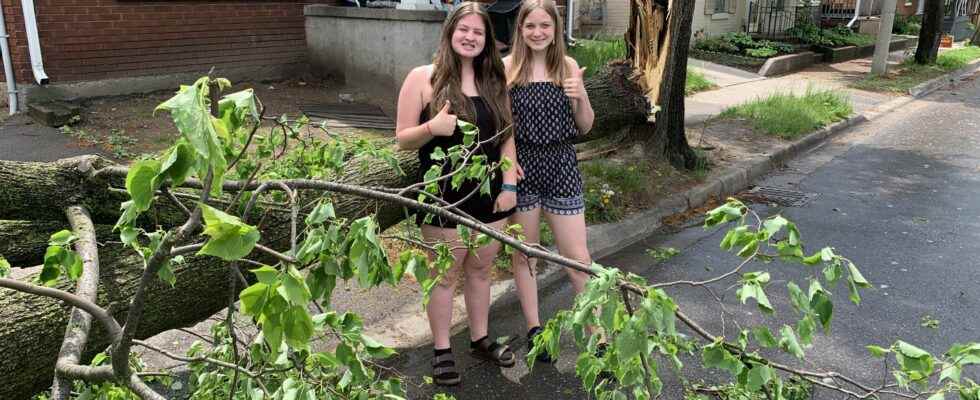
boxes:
[916,0,947,64]
[626,0,699,169]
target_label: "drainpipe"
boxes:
[847,0,862,27]
[566,0,577,43]
[21,0,48,85]
[0,5,18,114]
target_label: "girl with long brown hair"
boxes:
[395,1,519,386]
[504,0,596,363]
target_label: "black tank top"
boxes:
[416,97,513,227]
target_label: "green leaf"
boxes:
[939,363,961,383]
[762,215,788,240]
[926,392,946,400]
[809,290,834,333]
[155,78,226,169]
[702,341,743,376]
[306,201,336,225]
[847,261,871,287]
[39,246,64,285]
[157,262,176,287]
[0,256,9,278]
[614,325,646,361]
[752,326,778,348]
[49,230,75,246]
[778,325,805,359]
[737,239,759,258]
[282,305,314,349]
[159,140,196,186]
[278,266,312,306]
[240,283,270,316]
[867,345,891,358]
[125,159,162,212]
[823,261,844,284]
[197,203,260,261]
[250,265,279,285]
[746,363,773,392]
[801,252,823,265]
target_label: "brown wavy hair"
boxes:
[506,0,570,87]
[430,2,512,141]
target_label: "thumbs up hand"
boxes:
[563,67,587,101]
[427,100,457,137]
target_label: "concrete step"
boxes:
[27,101,81,127]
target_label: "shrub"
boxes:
[893,15,922,35]
[695,37,740,53]
[787,21,873,47]
[746,47,778,58]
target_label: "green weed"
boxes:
[719,89,852,139]
[568,38,627,78]
[686,68,717,95]
[852,46,980,93]
[581,160,648,223]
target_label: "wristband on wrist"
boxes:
[423,122,432,136]
[501,183,518,192]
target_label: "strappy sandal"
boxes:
[470,337,516,368]
[431,352,461,386]
[527,326,554,363]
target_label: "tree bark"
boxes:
[0,151,419,400]
[626,0,699,168]
[916,0,946,64]
[576,61,651,143]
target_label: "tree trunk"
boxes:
[576,61,651,143]
[916,0,946,64]
[626,0,699,168]
[0,151,418,400]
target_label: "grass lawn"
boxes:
[719,88,853,139]
[568,38,716,96]
[851,45,980,93]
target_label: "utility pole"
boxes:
[871,0,899,75]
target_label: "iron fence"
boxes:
[747,0,816,38]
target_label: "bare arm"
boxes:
[500,133,518,186]
[395,67,434,150]
[564,57,595,135]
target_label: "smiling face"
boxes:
[450,13,486,60]
[520,8,555,53]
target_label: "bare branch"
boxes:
[52,206,103,400]
[0,278,121,339]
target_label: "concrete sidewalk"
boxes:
[684,51,909,125]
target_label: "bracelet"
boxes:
[501,183,518,192]
[423,122,432,136]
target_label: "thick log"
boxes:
[0,149,419,400]
[0,220,115,267]
[577,61,651,143]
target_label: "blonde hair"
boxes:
[506,0,571,87]
[430,2,512,141]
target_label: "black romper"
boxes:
[510,82,585,215]
[416,96,515,228]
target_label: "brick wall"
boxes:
[0,0,340,84]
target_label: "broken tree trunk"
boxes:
[576,61,652,143]
[0,151,418,400]
[625,0,699,168]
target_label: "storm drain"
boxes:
[742,186,817,207]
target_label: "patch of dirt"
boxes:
[67,77,397,163]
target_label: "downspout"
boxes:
[566,0,577,42]
[847,0,862,27]
[0,5,18,114]
[21,0,48,85]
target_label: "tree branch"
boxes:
[0,278,121,339]
[51,206,103,400]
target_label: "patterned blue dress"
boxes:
[510,82,585,215]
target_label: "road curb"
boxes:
[366,62,964,351]
[908,58,980,98]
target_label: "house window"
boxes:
[715,0,727,12]
[706,0,736,14]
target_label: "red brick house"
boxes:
[0,0,340,106]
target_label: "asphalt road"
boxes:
[386,75,980,399]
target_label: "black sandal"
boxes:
[431,352,461,386]
[470,337,516,368]
[527,326,554,363]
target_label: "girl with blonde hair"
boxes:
[504,0,596,363]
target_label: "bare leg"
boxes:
[510,207,543,330]
[422,224,467,350]
[543,211,592,295]
[461,219,506,341]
